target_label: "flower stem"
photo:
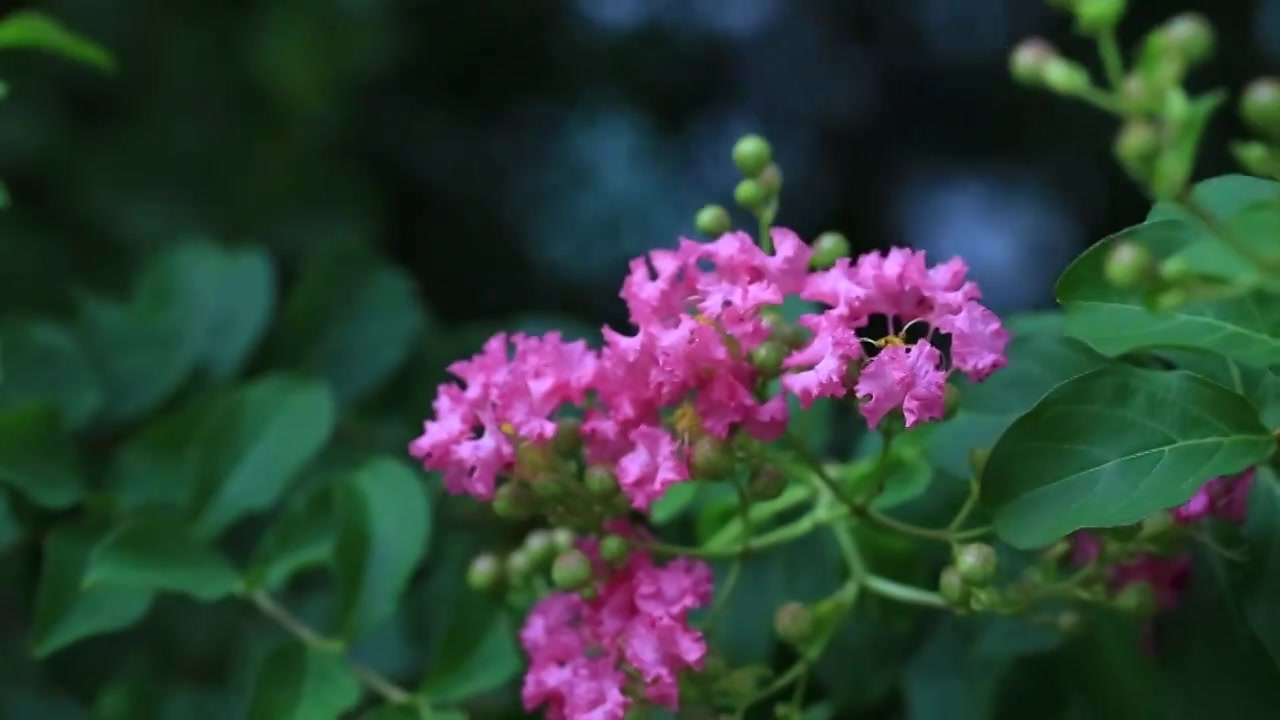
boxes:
[862,574,948,608]
[1097,29,1125,91]
[248,591,416,706]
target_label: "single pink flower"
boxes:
[1172,468,1255,525]
[854,340,948,428]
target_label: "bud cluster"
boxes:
[1233,78,1280,180]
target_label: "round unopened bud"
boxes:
[767,317,809,351]
[773,602,816,646]
[505,548,534,585]
[1113,120,1161,171]
[580,585,598,601]
[732,134,773,177]
[599,534,630,565]
[954,543,998,586]
[523,529,556,564]
[1057,609,1083,635]
[1241,78,1280,138]
[734,178,769,212]
[1073,0,1127,35]
[1233,140,1276,177]
[493,482,536,520]
[1152,287,1189,313]
[748,340,787,379]
[695,204,733,237]
[1120,73,1155,114]
[1139,510,1175,540]
[1103,241,1155,290]
[1159,255,1193,283]
[549,527,576,553]
[1009,37,1057,85]
[529,472,567,501]
[968,447,990,480]
[811,231,850,270]
[584,466,619,497]
[756,163,783,195]
[689,435,735,480]
[467,553,502,591]
[1163,12,1214,66]
[1114,581,1157,615]
[943,384,960,420]
[551,548,594,590]
[1042,58,1091,96]
[938,565,970,607]
[553,417,583,456]
[747,465,787,501]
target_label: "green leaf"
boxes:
[0,11,116,72]
[0,490,18,553]
[984,365,1273,548]
[107,392,228,511]
[0,317,101,428]
[649,481,702,525]
[1156,349,1280,427]
[1149,176,1280,289]
[267,243,427,404]
[903,618,1004,720]
[188,375,335,537]
[246,643,361,720]
[247,482,336,591]
[421,596,520,704]
[32,523,153,658]
[360,706,433,720]
[0,403,84,509]
[1056,219,1280,367]
[333,457,432,639]
[83,519,241,601]
[1228,468,1280,668]
[928,312,1107,477]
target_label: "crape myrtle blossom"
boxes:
[582,228,812,510]
[782,247,1009,429]
[408,332,597,500]
[520,526,714,720]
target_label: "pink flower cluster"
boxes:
[520,537,713,720]
[409,230,1008,512]
[783,247,1008,427]
[1069,469,1255,611]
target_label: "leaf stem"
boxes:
[247,590,415,706]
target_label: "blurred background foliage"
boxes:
[0,0,1278,718]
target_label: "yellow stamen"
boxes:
[500,422,517,436]
[878,335,907,348]
[671,402,704,445]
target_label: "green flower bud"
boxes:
[1103,241,1155,290]
[523,529,556,564]
[734,178,769,212]
[1073,0,1126,35]
[1120,73,1156,114]
[505,548,534,586]
[466,553,502,591]
[1057,609,1083,635]
[599,534,630,565]
[772,601,816,646]
[756,163,783,195]
[766,316,809,351]
[492,482,537,520]
[732,134,773,178]
[1232,140,1277,177]
[954,543,998,586]
[810,231,850,270]
[1162,12,1214,66]
[1138,510,1175,539]
[1009,37,1058,85]
[748,340,788,379]
[1159,255,1193,283]
[938,565,970,607]
[1113,120,1161,174]
[695,204,733,237]
[747,465,787,501]
[1042,58,1092,96]
[689,435,735,480]
[553,417,583,456]
[551,548,594,590]
[1151,287,1189,313]
[967,588,997,612]
[580,585,598,601]
[968,447,990,480]
[943,384,960,420]
[549,527,576,553]
[1114,581,1156,615]
[1241,78,1280,138]
[584,465,619,497]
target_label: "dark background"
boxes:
[0,0,1272,334]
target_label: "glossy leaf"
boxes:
[0,404,84,509]
[83,519,241,601]
[1149,175,1280,286]
[1157,349,1280,427]
[246,644,361,720]
[0,490,18,553]
[32,524,153,658]
[333,457,432,639]
[1057,219,1280,367]
[1229,468,1280,668]
[107,392,228,511]
[421,596,520,704]
[0,317,101,428]
[246,482,336,591]
[984,365,1273,548]
[649,481,702,525]
[187,376,335,537]
[0,11,116,72]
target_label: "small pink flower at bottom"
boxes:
[519,547,713,720]
[854,340,948,428]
